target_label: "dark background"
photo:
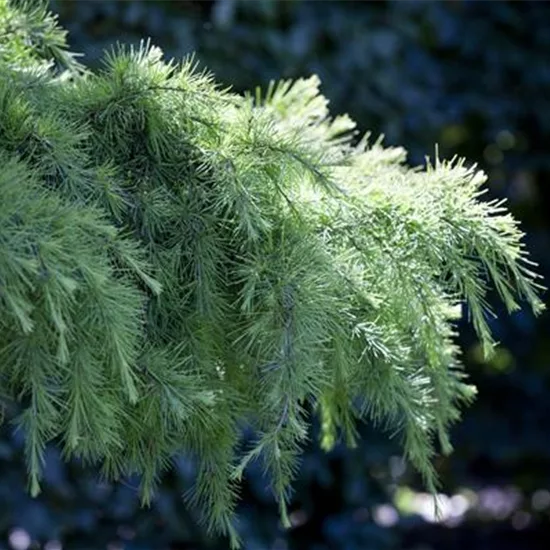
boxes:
[1,1,549,549]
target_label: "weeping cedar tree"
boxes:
[0,1,545,546]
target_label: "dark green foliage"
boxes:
[0,2,546,548]
[51,1,550,172]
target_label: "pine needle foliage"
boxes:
[0,1,545,545]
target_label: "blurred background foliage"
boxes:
[1,1,550,549]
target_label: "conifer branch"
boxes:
[0,1,545,545]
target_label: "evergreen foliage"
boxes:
[0,1,545,546]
